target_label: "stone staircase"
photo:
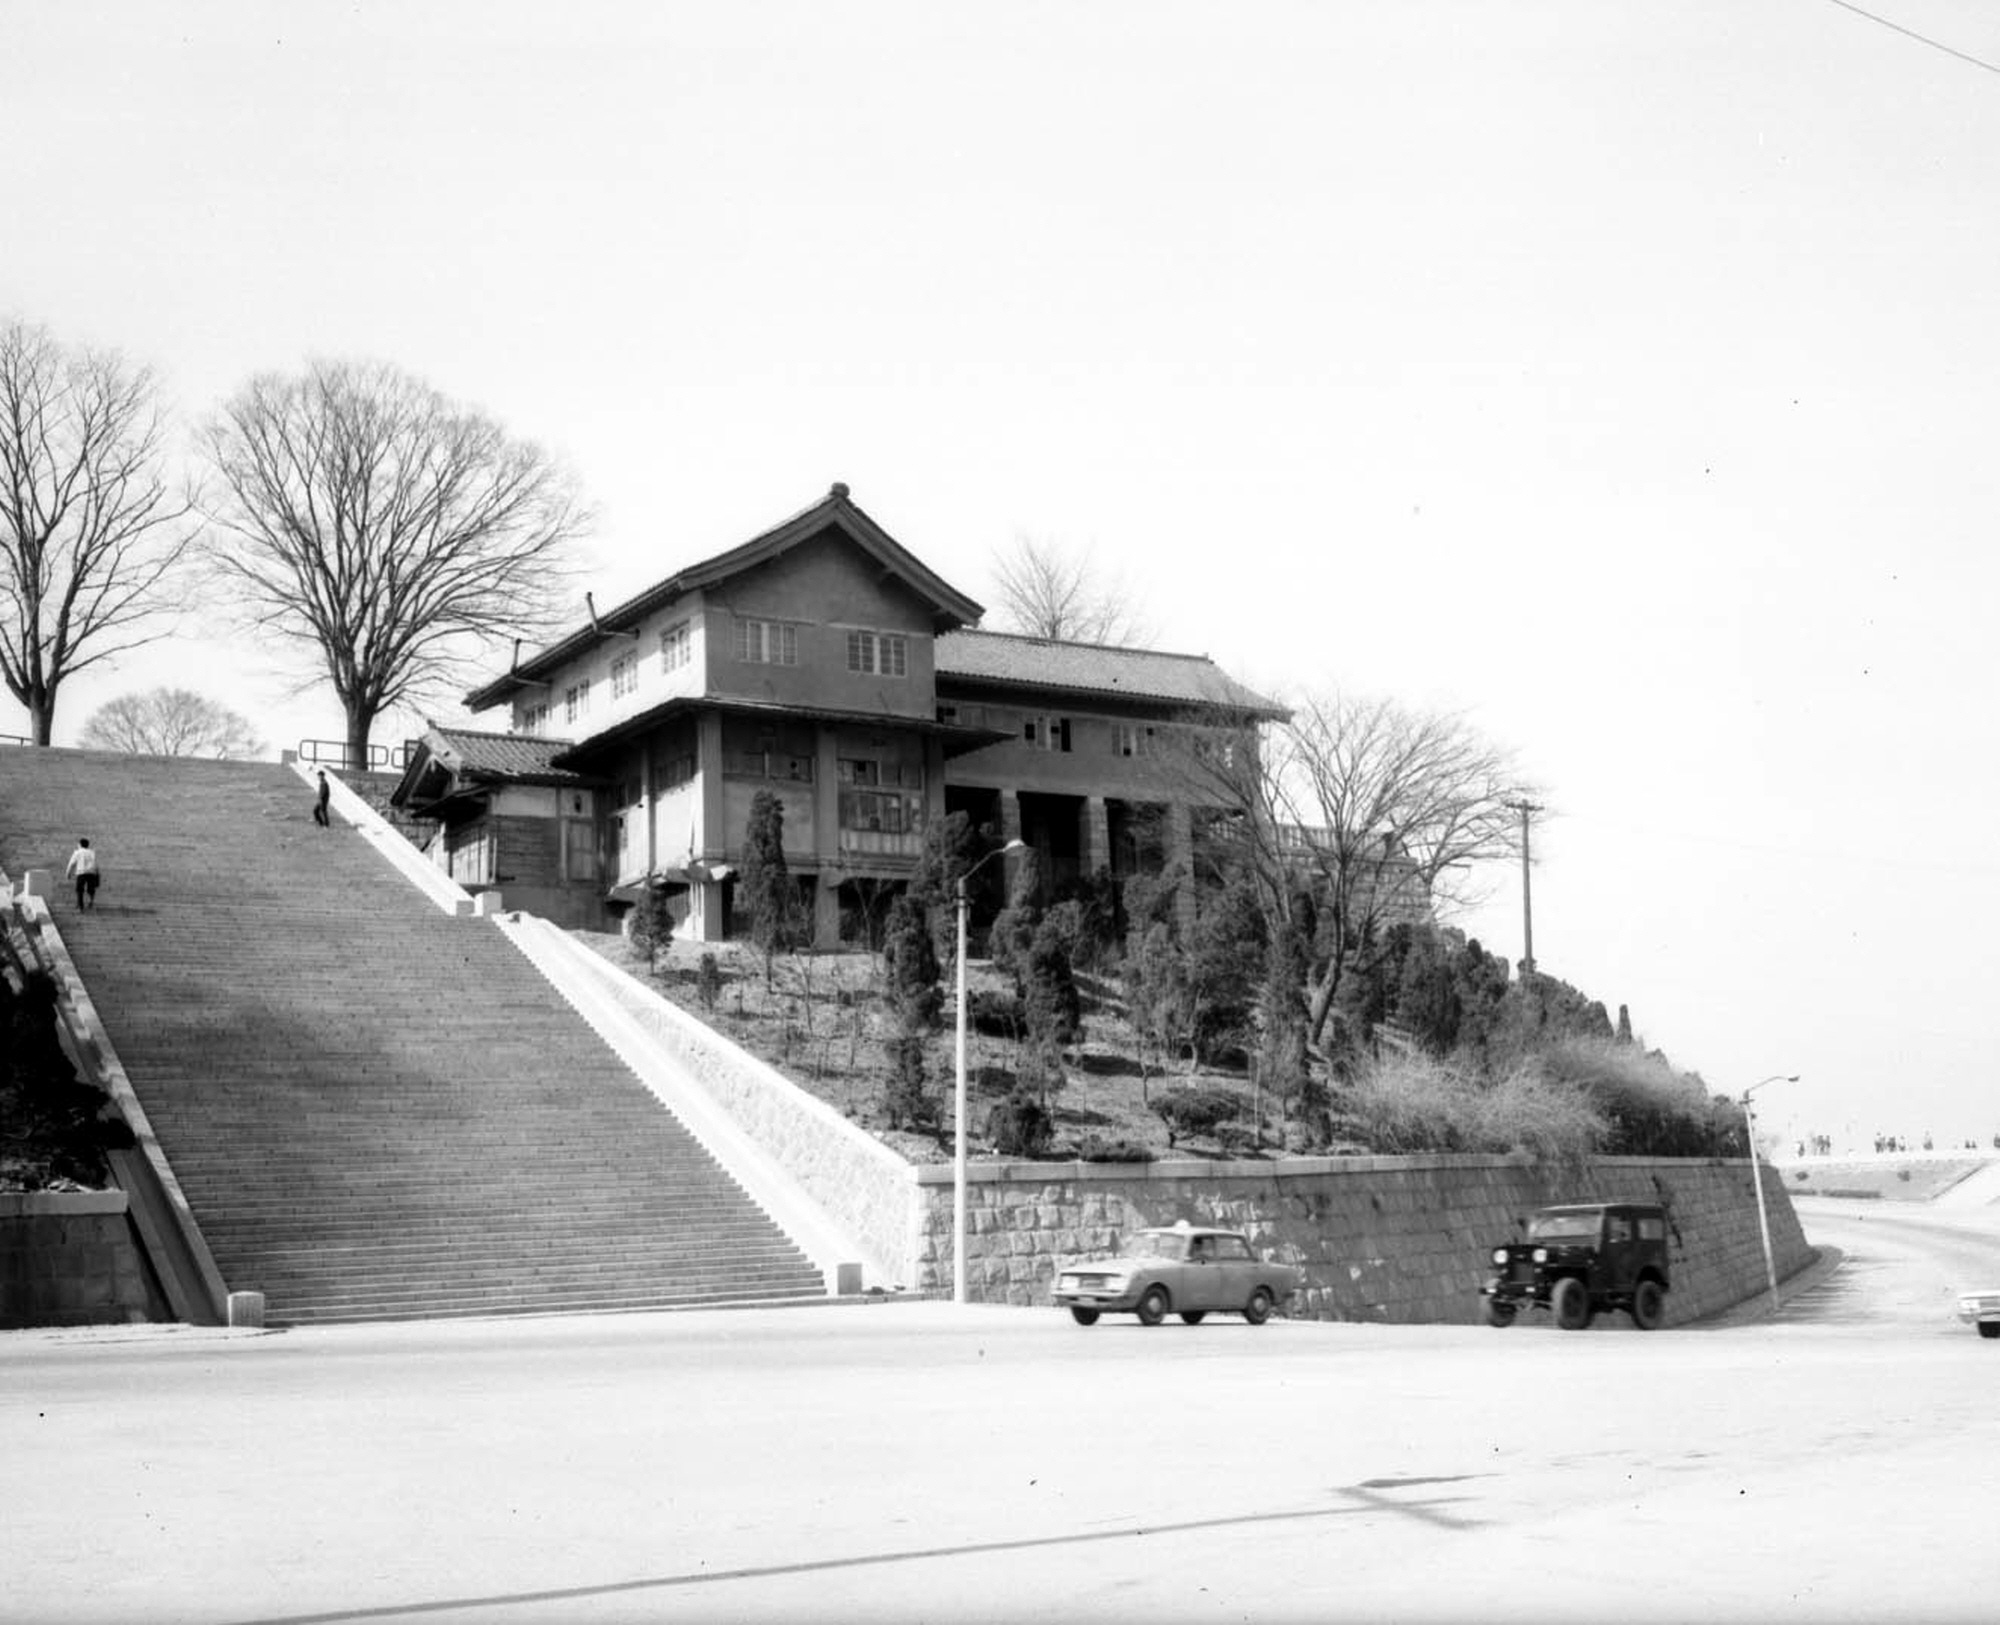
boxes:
[0,746,825,1325]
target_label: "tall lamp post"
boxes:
[1741,1072,1799,1317]
[955,838,1026,1304]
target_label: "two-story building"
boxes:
[392,484,1286,944]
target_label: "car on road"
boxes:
[1053,1222,1302,1327]
[1481,1201,1673,1331]
[1956,1288,2000,1338]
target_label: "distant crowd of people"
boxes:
[1792,1132,2000,1157]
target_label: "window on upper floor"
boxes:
[1023,715,1071,753]
[845,628,908,678]
[659,620,691,673]
[1190,731,1240,771]
[521,701,551,736]
[724,745,814,781]
[836,757,922,788]
[611,652,638,698]
[734,617,798,666]
[563,680,591,724]
[837,758,923,833]
[1112,723,1156,758]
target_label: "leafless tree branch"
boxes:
[79,686,265,759]
[989,533,1148,646]
[200,360,591,764]
[0,320,200,744]
[1167,690,1536,1056]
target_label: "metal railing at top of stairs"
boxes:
[0,870,229,1325]
[294,738,415,772]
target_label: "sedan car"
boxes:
[1053,1222,1302,1327]
[1956,1288,2000,1338]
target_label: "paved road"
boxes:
[5,1200,1999,1625]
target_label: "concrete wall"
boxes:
[911,1152,1815,1324]
[0,1191,165,1329]
[1778,1153,1997,1203]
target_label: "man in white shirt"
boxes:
[63,838,100,910]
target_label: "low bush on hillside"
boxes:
[575,932,1723,1170]
[1539,1037,1739,1156]
[1154,1086,1246,1148]
[1334,1052,1605,1166]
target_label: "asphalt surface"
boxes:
[4,1199,1998,1625]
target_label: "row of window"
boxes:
[527,617,910,729]
[938,705,1160,760]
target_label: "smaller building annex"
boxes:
[393,484,1285,944]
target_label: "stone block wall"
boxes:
[910,1153,1815,1325]
[0,1192,164,1329]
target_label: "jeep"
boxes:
[1480,1201,1672,1330]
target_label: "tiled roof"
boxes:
[935,630,1285,717]
[428,727,593,784]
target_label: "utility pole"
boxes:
[1506,800,1541,977]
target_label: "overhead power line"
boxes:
[1822,0,2000,76]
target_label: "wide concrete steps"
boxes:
[1,748,830,1327]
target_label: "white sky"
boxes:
[6,1,1998,1149]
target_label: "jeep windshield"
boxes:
[1527,1213,1603,1242]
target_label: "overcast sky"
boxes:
[7,1,1998,1150]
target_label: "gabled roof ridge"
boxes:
[430,722,553,744]
[464,483,985,711]
[942,626,1224,666]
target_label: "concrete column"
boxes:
[1080,796,1110,879]
[1166,802,1195,938]
[999,790,1025,896]
[696,710,726,864]
[689,878,727,943]
[814,724,842,871]
[812,873,842,949]
[999,790,1023,844]
[641,737,657,878]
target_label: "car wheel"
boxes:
[1551,1276,1593,1331]
[1629,1278,1666,1331]
[1978,1323,2000,1340]
[1243,1286,1275,1325]
[1179,1311,1207,1325]
[1069,1306,1101,1327]
[1483,1298,1518,1329]
[1135,1285,1170,1326]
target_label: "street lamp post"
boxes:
[954,838,1026,1304]
[1741,1072,1799,1317]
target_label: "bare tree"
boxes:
[79,687,265,759]
[1172,691,1533,1058]
[201,360,589,767]
[989,534,1146,645]
[0,320,199,745]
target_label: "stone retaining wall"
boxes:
[913,1152,1814,1324]
[0,1191,164,1329]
